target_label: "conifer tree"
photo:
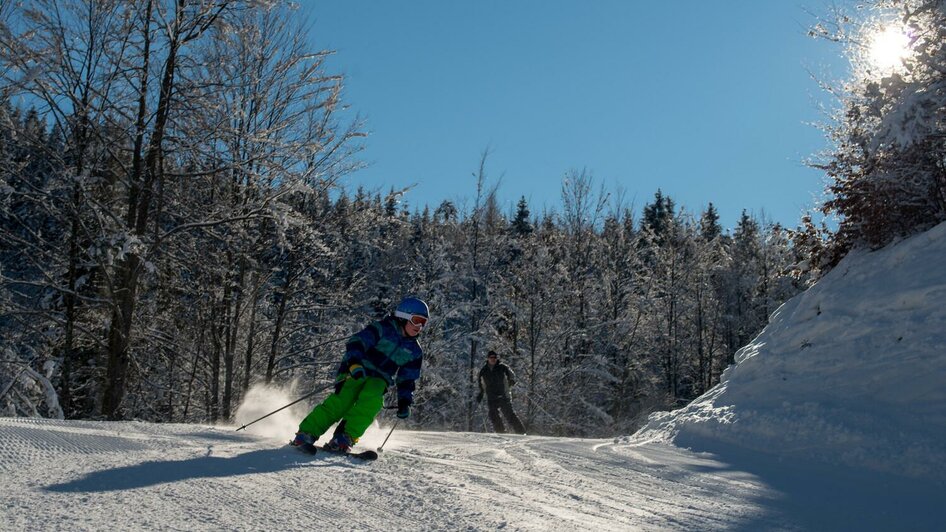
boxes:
[511,196,534,237]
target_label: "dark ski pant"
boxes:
[487,396,525,434]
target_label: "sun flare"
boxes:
[867,25,912,72]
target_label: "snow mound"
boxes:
[633,222,946,481]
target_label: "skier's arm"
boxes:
[395,352,423,404]
[505,365,517,386]
[339,321,382,379]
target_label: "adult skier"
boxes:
[476,350,526,434]
[291,297,428,453]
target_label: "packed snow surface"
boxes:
[2,417,938,531]
[3,223,945,530]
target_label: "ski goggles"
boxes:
[395,311,428,328]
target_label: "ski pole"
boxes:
[377,419,399,453]
[234,381,335,431]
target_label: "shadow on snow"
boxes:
[673,434,945,532]
[44,447,345,493]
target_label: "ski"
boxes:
[328,448,379,461]
[290,441,378,461]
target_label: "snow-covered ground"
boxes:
[0,416,941,531]
[3,223,945,531]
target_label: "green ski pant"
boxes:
[298,376,387,441]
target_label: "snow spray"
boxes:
[232,383,315,439]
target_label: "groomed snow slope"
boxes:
[2,416,941,531]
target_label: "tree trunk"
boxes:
[243,272,260,392]
[527,299,538,426]
[266,266,292,383]
[182,323,205,422]
[696,285,706,395]
[102,0,183,419]
[101,256,141,419]
[222,274,235,420]
[60,184,81,417]
[209,302,222,422]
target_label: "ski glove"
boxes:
[349,364,366,380]
[396,398,411,419]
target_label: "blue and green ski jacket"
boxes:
[338,315,424,404]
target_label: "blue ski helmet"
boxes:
[394,297,429,322]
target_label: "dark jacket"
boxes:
[478,362,516,400]
[340,315,424,404]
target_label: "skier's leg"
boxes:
[487,399,506,433]
[500,398,526,434]
[335,377,387,440]
[298,378,363,437]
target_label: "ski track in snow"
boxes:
[2,417,791,531]
[3,418,943,530]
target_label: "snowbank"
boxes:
[633,222,946,481]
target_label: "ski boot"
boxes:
[322,432,354,453]
[290,431,317,454]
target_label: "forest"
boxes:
[2,0,943,436]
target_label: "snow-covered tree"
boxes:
[0,1,363,421]
[813,0,946,252]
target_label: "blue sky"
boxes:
[304,1,848,230]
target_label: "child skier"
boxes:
[291,297,428,453]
